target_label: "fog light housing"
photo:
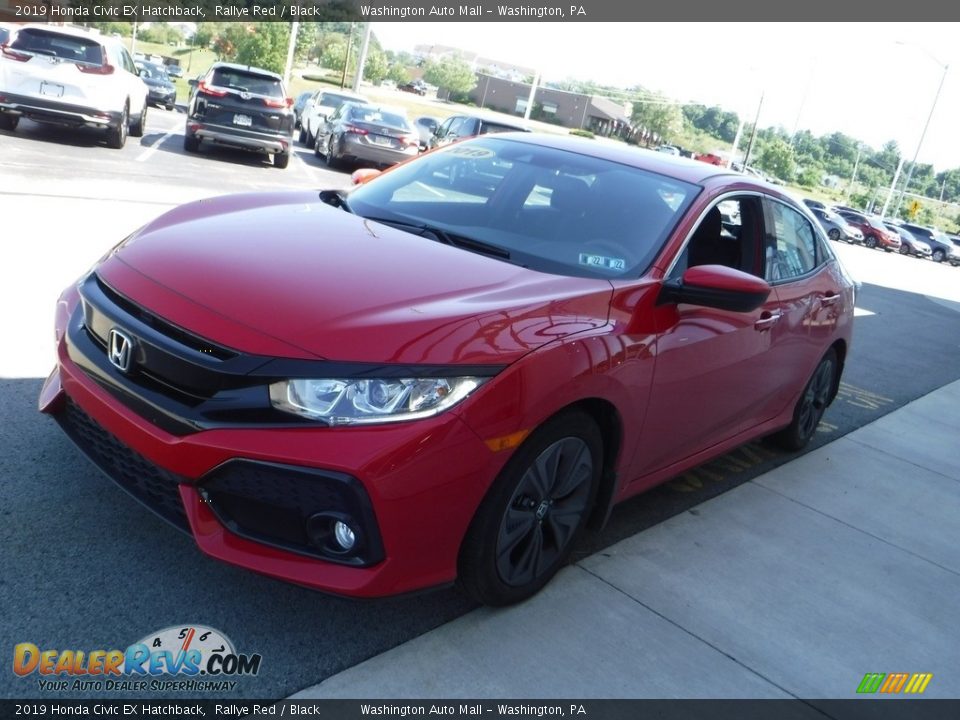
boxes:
[333,521,356,551]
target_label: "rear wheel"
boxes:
[458,410,602,606]
[183,131,200,153]
[106,104,128,149]
[771,348,838,451]
[130,104,146,138]
[274,150,290,169]
[325,137,342,169]
[932,249,945,263]
[0,114,18,132]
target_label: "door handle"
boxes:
[821,292,841,307]
[754,311,782,331]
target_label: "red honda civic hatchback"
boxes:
[40,135,855,605]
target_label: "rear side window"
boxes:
[210,68,283,98]
[318,93,360,111]
[348,107,411,129]
[765,201,819,281]
[480,122,525,135]
[13,29,104,65]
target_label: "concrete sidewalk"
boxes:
[295,380,960,699]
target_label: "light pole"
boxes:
[892,42,949,218]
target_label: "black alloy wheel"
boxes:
[458,410,602,606]
[932,249,945,263]
[865,235,878,249]
[771,348,838,451]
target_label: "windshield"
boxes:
[319,93,360,109]
[346,137,699,279]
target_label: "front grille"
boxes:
[56,399,190,533]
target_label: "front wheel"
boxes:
[458,410,602,606]
[325,137,342,169]
[770,348,838,451]
[898,244,910,255]
[932,249,945,263]
[0,114,18,132]
[865,235,878,249]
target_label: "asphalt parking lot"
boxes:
[3,111,960,699]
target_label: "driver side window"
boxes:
[672,196,765,280]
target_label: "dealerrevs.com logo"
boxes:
[13,625,262,693]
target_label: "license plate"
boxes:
[40,82,64,98]
[233,114,252,127]
[370,136,394,147]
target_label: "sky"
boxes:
[372,22,960,172]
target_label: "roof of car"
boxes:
[16,23,119,45]
[209,61,283,80]
[489,132,749,186]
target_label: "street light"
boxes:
[890,41,949,219]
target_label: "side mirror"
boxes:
[657,265,770,313]
[188,78,198,87]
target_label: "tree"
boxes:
[320,35,350,72]
[363,46,389,85]
[757,137,796,181]
[192,25,214,50]
[630,93,683,142]
[386,63,411,84]
[233,23,290,75]
[422,57,477,98]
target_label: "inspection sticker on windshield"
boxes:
[579,253,626,271]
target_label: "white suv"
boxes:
[299,88,367,149]
[0,24,148,149]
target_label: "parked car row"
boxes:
[802,199,960,265]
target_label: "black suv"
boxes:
[185,62,294,169]
[429,114,530,149]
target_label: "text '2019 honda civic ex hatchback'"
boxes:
[40,135,856,606]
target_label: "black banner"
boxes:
[2,0,960,22]
[3,700,960,720]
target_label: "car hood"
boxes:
[99,191,613,366]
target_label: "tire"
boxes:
[298,126,307,144]
[306,129,315,150]
[106,104,128,149]
[932,249,945,263]
[898,244,910,255]
[828,228,840,241]
[325,137,342,169]
[130,104,146,138]
[183,131,200,153]
[864,235,878,249]
[0,114,18,132]
[274,150,290,169]
[458,410,602,606]
[166,103,175,112]
[770,348,838,452]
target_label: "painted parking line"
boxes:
[854,307,876,317]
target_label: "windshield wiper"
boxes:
[358,216,511,260]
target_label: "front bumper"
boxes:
[0,91,121,128]
[41,288,505,598]
[147,88,176,106]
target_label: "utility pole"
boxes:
[844,146,862,199]
[352,23,372,92]
[339,24,355,90]
[283,22,299,88]
[881,157,905,218]
[729,115,745,168]
[523,71,540,121]
[742,91,764,169]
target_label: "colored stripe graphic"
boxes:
[857,673,886,693]
[857,672,932,694]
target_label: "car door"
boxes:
[631,194,787,478]
[318,103,345,150]
[118,46,146,116]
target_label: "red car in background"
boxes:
[40,135,855,606]
[836,210,902,251]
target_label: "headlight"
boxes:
[269,377,488,425]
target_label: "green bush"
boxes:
[569,129,595,139]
